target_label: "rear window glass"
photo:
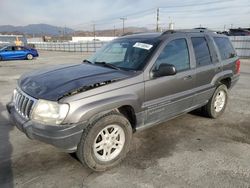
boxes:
[191,37,212,66]
[213,37,236,60]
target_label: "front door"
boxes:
[144,36,196,125]
[1,46,15,60]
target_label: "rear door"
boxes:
[14,46,27,59]
[189,34,220,106]
[143,35,196,125]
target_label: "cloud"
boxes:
[0,0,249,30]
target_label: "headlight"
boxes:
[31,99,69,125]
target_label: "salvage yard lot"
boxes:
[0,51,250,188]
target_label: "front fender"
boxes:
[64,93,142,124]
[79,94,139,122]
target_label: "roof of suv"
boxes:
[120,29,226,40]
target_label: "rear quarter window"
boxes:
[213,37,236,60]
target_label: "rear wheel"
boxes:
[202,84,228,118]
[76,112,132,171]
[0,55,2,61]
[26,54,33,60]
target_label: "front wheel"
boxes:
[76,112,132,171]
[26,54,33,60]
[202,84,228,118]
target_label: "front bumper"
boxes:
[6,102,86,153]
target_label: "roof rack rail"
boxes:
[161,30,176,35]
[161,28,214,35]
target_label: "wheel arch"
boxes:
[84,104,137,132]
[71,94,140,130]
[219,77,231,89]
[211,70,233,89]
[117,105,136,131]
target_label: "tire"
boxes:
[0,55,2,61]
[26,54,33,60]
[202,84,228,118]
[76,112,132,171]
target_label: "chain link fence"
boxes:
[31,41,107,53]
[30,36,250,58]
[229,36,250,58]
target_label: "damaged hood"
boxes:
[19,63,131,101]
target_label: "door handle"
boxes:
[183,75,192,80]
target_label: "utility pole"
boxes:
[93,23,96,51]
[63,25,66,41]
[93,24,96,39]
[120,17,127,35]
[156,8,160,32]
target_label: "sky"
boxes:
[0,0,249,31]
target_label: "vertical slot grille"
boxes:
[13,89,35,119]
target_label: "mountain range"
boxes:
[0,24,74,36]
[0,24,150,36]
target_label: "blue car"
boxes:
[0,45,39,61]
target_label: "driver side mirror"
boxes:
[152,63,177,78]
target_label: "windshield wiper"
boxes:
[94,61,121,70]
[82,59,93,64]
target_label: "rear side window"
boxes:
[155,38,190,72]
[191,37,212,66]
[15,46,25,51]
[4,46,13,51]
[213,37,236,60]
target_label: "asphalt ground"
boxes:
[0,51,250,188]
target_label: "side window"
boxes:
[4,46,13,51]
[155,38,190,72]
[213,37,236,60]
[191,37,212,66]
[15,46,25,51]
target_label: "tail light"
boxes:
[236,59,240,74]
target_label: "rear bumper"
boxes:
[6,102,86,153]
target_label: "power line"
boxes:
[159,0,235,9]
[121,8,155,18]
[71,8,155,28]
[72,1,233,28]
[69,5,248,32]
